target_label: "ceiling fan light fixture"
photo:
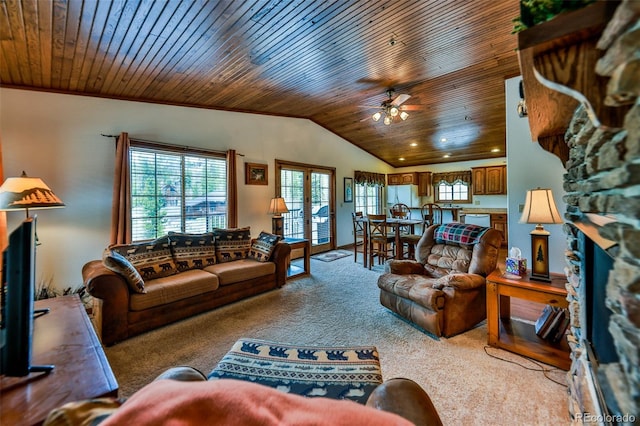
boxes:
[389,106,399,117]
[383,116,392,125]
[372,112,382,122]
[400,111,409,121]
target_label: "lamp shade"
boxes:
[268,197,289,216]
[0,171,65,212]
[519,188,563,226]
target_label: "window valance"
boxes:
[432,171,472,185]
[354,171,386,187]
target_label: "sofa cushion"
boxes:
[426,244,472,274]
[247,232,281,262]
[102,249,146,294]
[129,269,220,311]
[213,227,252,263]
[110,236,177,281]
[377,274,444,310]
[203,259,275,286]
[169,232,217,271]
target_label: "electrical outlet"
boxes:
[519,204,524,212]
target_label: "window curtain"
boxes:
[226,149,238,228]
[110,132,132,245]
[354,170,386,187]
[432,171,472,185]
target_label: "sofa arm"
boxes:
[385,260,426,275]
[366,378,443,426]
[431,273,486,291]
[270,242,291,287]
[82,260,131,345]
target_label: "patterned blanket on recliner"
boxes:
[434,223,489,245]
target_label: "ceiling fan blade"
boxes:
[399,105,422,111]
[391,93,411,106]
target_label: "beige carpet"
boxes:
[105,253,568,425]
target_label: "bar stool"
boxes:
[351,211,367,267]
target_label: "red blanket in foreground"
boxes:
[103,379,412,426]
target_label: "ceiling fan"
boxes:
[364,89,419,125]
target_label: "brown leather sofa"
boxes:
[378,223,502,337]
[83,237,291,346]
[44,366,443,426]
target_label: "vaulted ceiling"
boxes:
[0,0,522,167]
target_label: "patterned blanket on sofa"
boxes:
[434,223,490,246]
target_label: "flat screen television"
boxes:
[0,217,53,376]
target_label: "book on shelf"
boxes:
[551,314,571,343]
[541,308,565,340]
[534,305,554,335]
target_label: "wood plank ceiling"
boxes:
[0,0,522,167]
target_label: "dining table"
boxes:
[356,216,423,267]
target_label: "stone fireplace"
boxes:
[551,2,638,423]
[518,1,638,423]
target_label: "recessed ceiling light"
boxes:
[399,157,405,161]
[410,142,418,147]
[441,138,447,142]
[491,148,500,153]
[443,154,450,158]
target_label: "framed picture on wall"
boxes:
[344,177,353,203]
[245,163,268,185]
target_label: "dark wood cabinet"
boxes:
[490,213,508,246]
[472,165,506,195]
[417,172,432,196]
[387,172,418,185]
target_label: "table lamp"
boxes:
[519,188,563,282]
[268,197,289,237]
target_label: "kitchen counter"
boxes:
[459,208,507,214]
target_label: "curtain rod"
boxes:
[100,134,243,156]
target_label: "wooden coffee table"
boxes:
[1,295,118,425]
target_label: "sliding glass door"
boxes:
[276,160,335,254]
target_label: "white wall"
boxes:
[0,88,390,291]
[505,77,567,273]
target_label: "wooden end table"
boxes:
[1,295,118,425]
[282,238,310,279]
[486,269,571,370]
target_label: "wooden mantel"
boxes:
[516,1,628,165]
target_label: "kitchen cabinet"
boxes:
[490,213,508,247]
[387,172,418,185]
[417,172,432,196]
[472,166,506,195]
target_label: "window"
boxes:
[435,181,471,203]
[355,183,382,215]
[130,146,227,241]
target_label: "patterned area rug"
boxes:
[312,249,352,262]
[208,338,382,404]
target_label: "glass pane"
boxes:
[281,169,305,239]
[311,172,330,246]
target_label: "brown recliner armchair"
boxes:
[378,223,502,337]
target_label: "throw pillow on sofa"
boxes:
[109,236,177,281]
[247,231,282,262]
[213,227,252,263]
[102,249,146,293]
[168,232,217,271]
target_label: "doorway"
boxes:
[275,160,335,254]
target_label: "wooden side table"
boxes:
[486,270,571,370]
[282,237,310,279]
[1,295,118,425]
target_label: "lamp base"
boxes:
[272,216,284,237]
[530,232,551,282]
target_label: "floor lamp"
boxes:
[0,171,65,308]
[519,188,563,282]
[268,197,289,237]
